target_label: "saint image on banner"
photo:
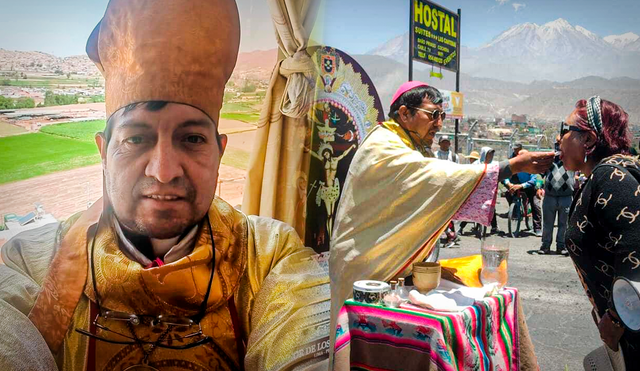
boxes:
[306,47,384,253]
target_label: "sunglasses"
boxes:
[559,121,587,137]
[410,106,446,121]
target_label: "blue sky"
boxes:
[0,0,275,56]
[0,0,639,56]
[319,0,640,54]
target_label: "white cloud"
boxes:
[496,0,510,5]
[513,3,526,12]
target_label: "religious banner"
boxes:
[306,47,384,253]
[411,0,460,72]
[439,89,464,119]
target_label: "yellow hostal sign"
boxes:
[411,0,460,72]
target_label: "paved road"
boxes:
[440,197,600,371]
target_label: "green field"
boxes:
[2,78,102,88]
[220,112,260,123]
[40,120,106,142]
[0,120,249,184]
[221,102,256,113]
[220,100,262,123]
[0,132,100,184]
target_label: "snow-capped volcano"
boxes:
[367,18,640,83]
[604,32,640,51]
[478,18,611,59]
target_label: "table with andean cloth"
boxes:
[334,288,524,371]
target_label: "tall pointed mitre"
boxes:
[87,0,240,121]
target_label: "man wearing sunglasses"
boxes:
[328,81,555,350]
[0,0,329,370]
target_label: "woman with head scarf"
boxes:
[561,96,640,369]
[479,146,496,164]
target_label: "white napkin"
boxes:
[408,280,498,311]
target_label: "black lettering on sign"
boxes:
[412,0,459,71]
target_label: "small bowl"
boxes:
[413,262,441,294]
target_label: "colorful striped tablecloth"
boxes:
[334,288,520,371]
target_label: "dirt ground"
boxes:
[441,197,601,371]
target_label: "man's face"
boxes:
[439,140,450,151]
[96,103,226,239]
[400,96,443,146]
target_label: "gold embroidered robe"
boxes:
[328,122,489,363]
[0,198,330,371]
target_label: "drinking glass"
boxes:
[480,236,509,288]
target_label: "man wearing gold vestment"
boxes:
[328,81,554,362]
[0,1,329,370]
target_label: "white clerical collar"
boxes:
[111,213,199,267]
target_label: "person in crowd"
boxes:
[465,150,480,164]
[327,80,553,354]
[435,135,459,163]
[0,1,329,370]
[561,96,639,368]
[503,145,543,236]
[537,135,575,255]
[510,142,523,158]
[437,136,462,246]
[479,146,496,164]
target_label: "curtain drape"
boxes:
[241,0,318,240]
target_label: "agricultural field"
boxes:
[220,99,262,124]
[0,131,100,184]
[0,74,103,88]
[0,117,253,185]
[0,120,103,184]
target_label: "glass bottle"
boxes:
[390,280,397,292]
[384,280,400,307]
[396,277,410,302]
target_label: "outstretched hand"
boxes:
[509,151,554,175]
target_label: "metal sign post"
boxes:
[408,0,414,81]
[408,0,462,152]
[454,8,461,153]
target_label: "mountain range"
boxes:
[362,18,640,123]
[354,53,640,123]
[3,18,639,123]
[0,48,278,81]
[368,18,640,83]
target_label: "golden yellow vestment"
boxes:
[328,122,488,363]
[0,198,330,370]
